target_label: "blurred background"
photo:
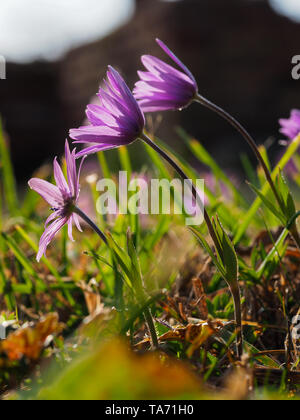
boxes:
[0,0,300,182]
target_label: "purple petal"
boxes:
[45,210,62,227]
[73,214,83,232]
[70,125,123,144]
[28,178,64,207]
[107,66,144,124]
[53,157,69,197]
[68,218,74,242]
[73,155,86,200]
[69,66,145,158]
[75,143,123,158]
[86,104,119,127]
[141,55,192,86]
[37,217,68,262]
[156,39,197,85]
[279,109,300,140]
[65,141,77,197]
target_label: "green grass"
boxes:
[0,121,300,401]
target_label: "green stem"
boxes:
[195,94,300,249]
[141,132,243,356]
[231,286,243,360]
[73,206,108,245]
[290,223,300,249]
[195,94,282,207]
[140,132,223,257]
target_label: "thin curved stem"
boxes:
[140,132,222,256]
[73,206,108,245]
[195,94,282,207]
[141,132,243,357]
[195,94,300,249]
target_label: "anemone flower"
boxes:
[133,39,198,112]
[279,109,300,140]
[134,39,292,240]
[69,63,244,357]
[69,66,145,158]
[28,141,106,261]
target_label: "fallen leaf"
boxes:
[1,313,64,361]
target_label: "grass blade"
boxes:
[234,135,300,244]
[0,119,19,216]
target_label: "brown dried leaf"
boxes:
[0,313,64,361]
[192,277,208,320]
[137,320,226,353]
[78,279,102,317]
[186,321,223,358]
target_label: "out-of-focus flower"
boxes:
[69,66,145,158]
[28,141,84,261]
[133,39,198,112]
[279,109,300,140]
[204,172,232,203]
[278,110,300,178]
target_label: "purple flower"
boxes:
[279,109,300,140]
[28,141,84,262]
[69,66,145,158]
[133,39,198,112]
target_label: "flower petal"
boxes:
[53,157,69,197]
[28,178,63,207]
[65,141,78,198]
[70,67,145,157]
[73,213,83,232]
[156,38,197,85]
[45,210,62,227]
[68,218,74,242]
[37,217,68,262]
[75,143,123,158]
[70,125,123,144]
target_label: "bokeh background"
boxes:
[0,0,299,182]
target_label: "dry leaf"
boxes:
[1,313,64,361]
[192,277,208,319]
[78,279,102,317]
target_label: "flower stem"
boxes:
[231,285,243,360]
[73,206,108,245]
[141,132,243,357]
[140,132,222,257]
[195,94,300,248]
[195,94,282,207]
[290,223,300,249]
[74,205,158,347]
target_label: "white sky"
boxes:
[269,0,300,21]
[0,0,135,63]
[0,0,298,63]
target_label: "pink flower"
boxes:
[69,66,145,158]
[279,109,300,140]
[28,141,85,261]
[134,39,198,112]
